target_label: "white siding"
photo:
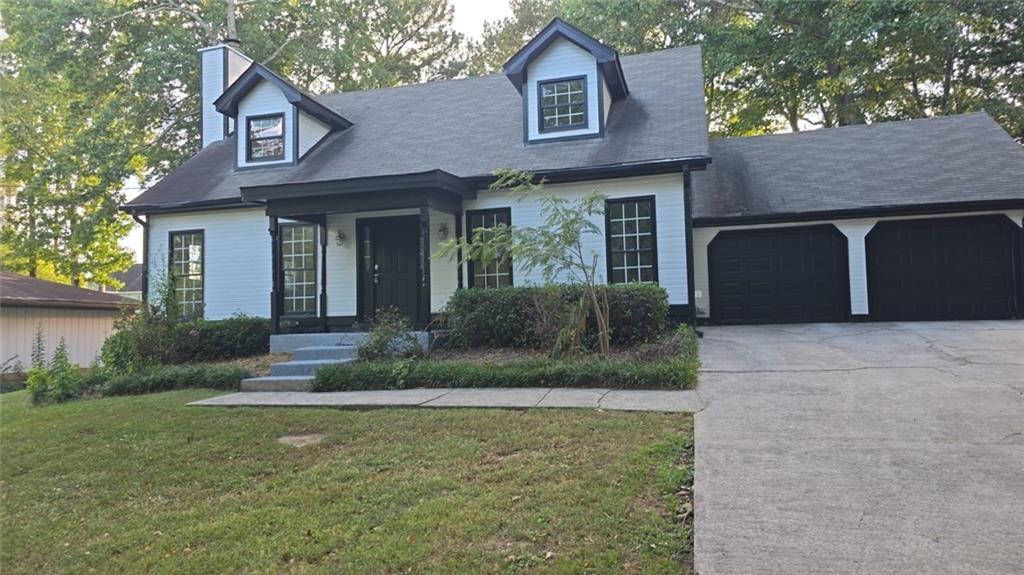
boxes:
[526,38,601,141]
[236,80,294,167]
[1,307,119,368]
[429,209,458,312]
[200,48,226,148]
[298,110,330,158]
[148,208,271,319]
[199,45,251,148]
[462,174,690,305]
[692,209,1024,318]
[602,76,612,124]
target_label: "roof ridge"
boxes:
[316,44,702,100]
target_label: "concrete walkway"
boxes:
[694,321,1024,575]
[189,387,704,412]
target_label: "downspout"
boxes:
[682,165,702,337]
[130,213,149,304]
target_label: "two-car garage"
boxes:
[699,214,1022,324]
[692,112,1024,326]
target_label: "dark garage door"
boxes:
[866,215,1018,321]
[709,225,849,324]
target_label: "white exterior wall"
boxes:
[199,45,251,148]
[526,38,601,141]
[692,209,1024,318]
[298,111,330,158]
[236,80,294,167]
[1,307,119,368]
[429,209,459,313]
[148,208,271,319]
[462,174,690,305]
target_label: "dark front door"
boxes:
[363,217,420,323]
[708,225,850,324]
[866,215,1017,321]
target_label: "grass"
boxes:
[1,390,694,574]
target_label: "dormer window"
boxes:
[539,77,587,131]
[247,114,285,162]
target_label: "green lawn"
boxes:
[0,390,693,574]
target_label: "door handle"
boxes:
[373,273,380,284]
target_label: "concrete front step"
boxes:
[240,376,313,392]
[292,345,357,361]
[270,331,433,353]
[270,358,355,377]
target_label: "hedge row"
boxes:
[441,283,670,349]
[103,364,249,397]
[314,326,699,392]
[102,314,270,374]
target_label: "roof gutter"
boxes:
[693,199,1024,227]
[464,156,712,188]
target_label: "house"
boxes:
[122,18,1024,335]
[106,263,144,300]
[0,272,134,369]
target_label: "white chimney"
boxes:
[198,42,252,148]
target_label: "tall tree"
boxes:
[0,0,465,287]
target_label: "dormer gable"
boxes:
[503,18,628,143]
[212,63,352,169]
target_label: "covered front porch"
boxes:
[243,170,475,334]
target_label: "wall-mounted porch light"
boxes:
[437,222,449,240]
[335,229,348,247]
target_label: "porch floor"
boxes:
[188,388,704,412]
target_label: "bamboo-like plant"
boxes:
[438,169,612,356]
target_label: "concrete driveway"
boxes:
[694,321,1024,574]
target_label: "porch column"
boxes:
[319,216,328,332]
[269,216,281,334]
[418,206,431,328]
[455,210,464,289]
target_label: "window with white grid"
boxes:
[281,224,317,315]
[539,77,586,131]
[606,198,657,283]
[170,231,203,317]
[468,209,512,288]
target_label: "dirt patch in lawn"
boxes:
[218,353,291,376]
[430,333,686,364]
[277,434,324,448]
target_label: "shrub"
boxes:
[103,364,249,397]
[26,338,95,405]
[101,311,270,374]
[315,325,699,392]
[357,307,424,360]
[442,284,669,349]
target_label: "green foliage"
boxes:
[357,307,424,361]
[470,0,1024,141]
[0,0,467,285]
[315,325,699,392]
[439,170,615,355]
[442,284,668,350]
[101,312,270,375]
[102,364,249,397]
[25,338,97,405]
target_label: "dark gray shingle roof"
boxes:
[127,46,708,211]
[696,112,1024,220]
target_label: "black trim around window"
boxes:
[465,208,513,288]
[245,113,285,162]
[168,229,204,318]
[279,223,317,316]
[537,75,588,133]
[604,196,658,284]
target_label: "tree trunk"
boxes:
[225,0,239,42]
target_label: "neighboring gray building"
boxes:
[123,18,1024,330]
